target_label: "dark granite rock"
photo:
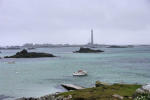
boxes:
[5,49,55,58]
[74,47,104,53]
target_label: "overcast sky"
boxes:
[0,0,150,46]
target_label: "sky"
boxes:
[0,0,150,46]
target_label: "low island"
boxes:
[4,49,55,58]
[107,45,133,48]
[73,47,104,53]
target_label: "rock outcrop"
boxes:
[136,84,150,94]
[95,81,110,87]
[5,49,56,58]
[112,94,124,100]
[61,84,84,91]
[73,47,104,53]
[133,84,150,99]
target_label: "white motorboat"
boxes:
[73,70,87,76]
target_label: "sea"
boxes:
[0,46,150,100]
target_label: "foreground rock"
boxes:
[133,84,150,99]
[135,84,150,94]
[95,81,110,87]
[16,94,55,100]
[5,49,56,58]
[58,82,141,100]
[17,82,143,100]
[112,94,124,100]
[73,47,104,53]
[61,84,85,91]
[17,94,72,100]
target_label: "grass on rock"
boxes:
[58,84,141,100]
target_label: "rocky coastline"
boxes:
[16,81,150,100]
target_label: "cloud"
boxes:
[0,0,150,46]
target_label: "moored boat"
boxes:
[73,70,87,76]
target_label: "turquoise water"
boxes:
[0,47,150,100]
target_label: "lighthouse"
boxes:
[91,29,94,45]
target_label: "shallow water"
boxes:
[0,46,150,99]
